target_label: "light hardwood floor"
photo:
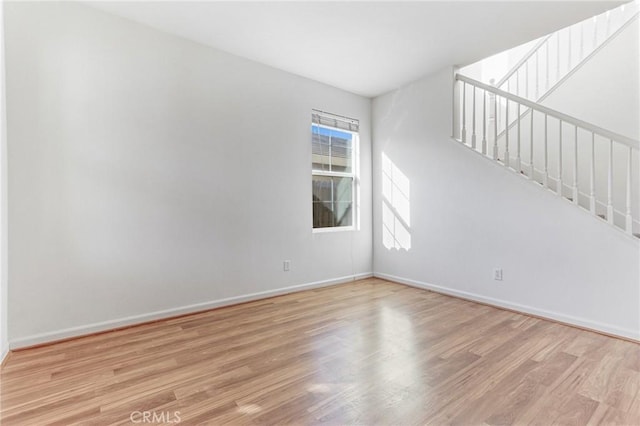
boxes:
[1,278,638,425]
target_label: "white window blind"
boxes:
[312,109,359,133]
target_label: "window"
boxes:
[311,109,359,230]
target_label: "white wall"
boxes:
[373,68,640,340]
[0,0,8,361]
[5,2,372,347]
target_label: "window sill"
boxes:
[312,226,355,234]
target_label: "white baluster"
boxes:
[593,16,598,51]
[505,100,510,167]
[515,69,520,97]
[568,26,572,70]
[556,32,561,81]
[534,49,540,101]
[544,114,549,187]
[606,10,611,37]
[516,103,522,171]
[472,85,477,149]
[493,94,498,160]
[607,139,614,224]
[461,82,466,144]
[558,119,563,197]
[530,108,534,178]
[573,126,578,205]
[626,146,633,234]
[580,20,585,60]
[545,42,550,91]
[482,90,487,155]
[590,132,596,214]
[524,62,528,99]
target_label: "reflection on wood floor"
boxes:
[1,278,638,425]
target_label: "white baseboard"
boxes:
[1,341,8,364]
[374,272,640,341]
[10,272,373,349]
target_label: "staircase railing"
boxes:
[495,35,551,94]
[496,1,639,101]
[454,73,639,237]
[492,12,638,148]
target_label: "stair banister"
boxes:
[590,132,596,214]
[559,119,563,196]
[545,42,550,90]
[607,140,614,225]
[454,73,639,237]
[626,147,633,234]
[580,20,585,59]
[535,50,540,99]
[493,3,638,106]
[573,125,579,205]
[491,12,639,149]
[492,92,498,160]
[529,108,534,178]
[517,103,521,171]
[456,74,639,150]
[461,82,466,143]
[472,86,477,149]
[568,26,573,69]
[496,35,552,89]
[505,98,510,167]
[556,33,561,81]
[543,114,548,187]
[593,15,598,49]
[482,90,487,155]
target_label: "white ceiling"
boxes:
[90,1,623,98]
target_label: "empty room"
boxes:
[0,0,638,424]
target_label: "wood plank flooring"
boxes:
[1,278,638,425]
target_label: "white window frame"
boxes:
[311,123,359,233]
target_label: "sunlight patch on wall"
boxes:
[381,153,411,250]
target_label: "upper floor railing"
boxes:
[496,1,639,101]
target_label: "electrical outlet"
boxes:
[283,260,291,272]
[493,268,503,281]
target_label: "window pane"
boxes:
[312,176,332,203]
[329,134,352,173]
[332,176,352,204]
[334,202,353,227]
[312,131,330,171]
[311,124,353,173]
[312,176,353,228]
[333,176,353,227]
[312,176,333,228]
